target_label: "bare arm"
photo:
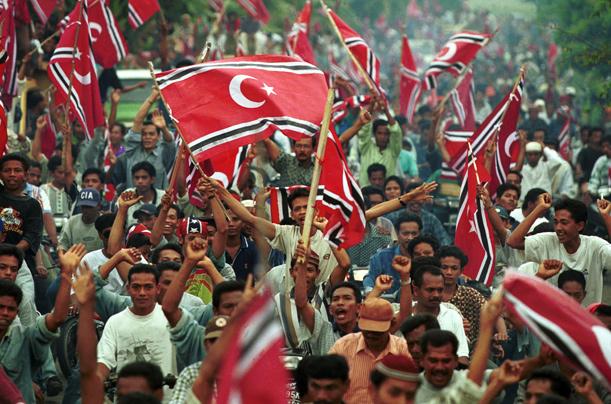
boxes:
[479,186,509,245]
[108,89,121,129]
[98,248,141,282]
[506,193,552,249]
[365,182,438,221]
[43,213,58,247]
[132,88,158,133]
[31,115,46,161]
[108,191,142,254]
[339,109,371,144]
[434,127,451,164]
[328,247,351,287]
[150,192,172,247]
[262,138,281,162]
[293,242,315,332]
[468,291,502,385]
[596,199,611,239]
[513,130,527,172]
[391,256,412,334]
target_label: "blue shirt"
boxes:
[225,235,259,281]
[363,245,402,293]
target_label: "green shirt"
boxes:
[358,121,402,185]
[272,151,314,187]
[58,214,104,252]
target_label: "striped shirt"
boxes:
[329,332,410,404]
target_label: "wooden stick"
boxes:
[299,88,335,259]
[467,141,482,185]
[197,42,212,64]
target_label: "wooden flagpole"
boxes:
[197,42,212,63]
[299,88,335,257]
[466,141,482,185]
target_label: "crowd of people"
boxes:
[0,1,610,404]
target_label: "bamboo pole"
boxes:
[299,88,335,259]
[197,42,212,64]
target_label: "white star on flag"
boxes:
[261,83,277,96]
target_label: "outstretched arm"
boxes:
[133,87,159,133]
[366,182,438,221]
[294,242,315,333]
[506,193,552,249]
[108,191,142,255]
[339,108,372,144]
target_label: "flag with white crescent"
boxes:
[0,0,18,108]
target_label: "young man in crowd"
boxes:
[262,136,315,187]
[58,188,103,253]
[369,354,421,404]
[124,161,164,227]
[303,355,351,404]
[400,314,440,369]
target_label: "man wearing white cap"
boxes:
[520,141,567,199]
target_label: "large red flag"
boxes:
[155,55,328,162]
[269,185,324,224]
[236,0,270,24]
[326,7,381,92]
[48,2,105,139]
[399,35,421,124]
[1,0,18,108]
[216,288,288,403]
[503,271,611,389]
[423,31,491,90]
[0,100,7,156]
[286,0,315,65]
[455,144,495,285]
[449,69,476,131]
[331,94,371,124]
[128,0,160,29]
[87,0,128,68]
[29,0,57,23]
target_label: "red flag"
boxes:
[29,0,57,23]
[48,2,105,139]
[423,31,491,90]
[1,1,18,108]
[286,0,315,65]
[449,69,476,130]
[327,7,381,92]
[503,271,611,389]
[155,55,328,162]
[40,113,57,158]
[216,288,288,403]
[87,0,128,68]
[455,144,495,285]
[0,100,7,156]
[236,0,270,24]
[269,185,323,224]
[332,94,371,124]
[208,0,224,12]
[399,35,421,124]
[557,106,571,161]
[235,40,246,57]
[128,0,160,29]
[547,42,558,82]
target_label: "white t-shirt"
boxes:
[83,249,124,294]
[525,233,611,306]
[437,303,470,358]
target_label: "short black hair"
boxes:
[395,213,422,233]
[212,280,245,309]
[400,313,440,336]
[372,119,389,134]
[330,281,363,303]
[407,235,439,258]
[26,90,44,110]
[47,155,62,172]
[28,160,42,171]
[384,175,404,193]
[149,243,183,264]
[405,181,423,193]
[95,213,116,233]
[437,245,468,268]
[307,355,349,382]
[117,361,164,391]
[421,329,458,357]
[287,187,310,210]
[411,256,441,278]
[82,167,105,184]
[295,356,316,397]
[412,264,443,288]
[557,270,586,291]
[291,136,316,148]
[496,183,520,200]
[141,119,161,135]
[116,393,160,404]
[592,304,611,316]
[554,198,587,225]
[526,367,572,399]
[127,264,159,284]
[367,163,386,178]
[361,185,385,201]
[0,153,30,171]
[0,279,22,305]
[127,233,151,249]
[534,394,570,404]
[0,243,24,268]
[522,188,547,210]
[155,203,183,219]
[156,261,181,277]
[111,122,127,135]
[131,161,156,178]
[507,169,523,181]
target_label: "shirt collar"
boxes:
[355,332,396,357]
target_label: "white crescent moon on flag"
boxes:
[505,131,518,157]
[89,22,103,43]
[229,75,265,109]
[74,71,91,85]
[437,42,458,61]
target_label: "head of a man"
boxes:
[367,163,387,189]
[400,314,440,368]
[212,280,245,317]
[127,225,153,262]
[358,298,394,353]
[0,280,22,335]
[553,199,587,246]
[373,119,391,150]
[420,329,459,389]
[384,176,403,200]
[177,217,209,249]
[227,210,243,238]
[404,182,425,214]
[95,213,116,250]
[0,154,29,192]
[203,315,229,352]
[82,168,105,192]
[132,162,156,196]
[141,120,161,152]
[127,265,160,315]
[292,137,315,164]
[395,214,422,253]
[524,368,572,404]
[47,155,66,187]
[589,127,603,147]
[521,188,547,216]
[437,246,468,288]
[27,161,42,186]
[525,142,543,167]
[412,265,444,312]
[329,282,362,329]
[369,354,421,404]
[589,304,611,330]
[77,188,101,223]
[133,204,157,230]
[156,261,182,303]
[288,188,310,228]
[150,243,183,265]
[496,183,520,212]
[306,354,350,404]
[110,122,126,146]
[290,251,320,293]
[362,186,385,209]
[407,235,439,259]
[506,170,522,188]
[557,270,586,304]
[155,203,182,237]
[0,244,23,283]
[116,361,164,402]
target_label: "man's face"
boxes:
[406,201,422,215]
[157,248,182,264]
[440,256,462,287]
[81,206,99,223]
[290,263,319,291]
[164,208,179,235]
[227,211,243,237]
[374,124,390,149]
[398,222,420,250]
[590,131,602,146]
[293,138,314,163]
[526,151,541,167]
[330,287,359,327]
[414,273,443,311]
[308,378,349,404]
[554,209,583,245]
[412,242,434,258]
[83,174,103,191]
[215,290,243,317]
[506,173,521,187]
[362,330,389,349]
[141,124,160,151]
[27,167,42,186]
[0,295,19,332]
[109,124,124,145]
[367,193,384,208]
[384,181,402,199]
[51,165,66,185]
[0,255,20,283]
[290,196,308,227]
[560,281,585,304]
[371,378,420,404]
[533,130,545,144]
[133,169,154,195]
[525,379,553,404]
[127,273,159,312]
[422,343,458,388]
[498,190,519,212]
[369,170,385,188]
[158,270,176,302]
[405,324,426,367]
[0,160,27,190]
[117,376,159,401]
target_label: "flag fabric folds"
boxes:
[332,95,371,124]
[450,69,476,131]
[0,99,7,156]
[48,2,104,139]
[0,1,18,107]
[88,0,129,68]
[269,185,324,224]
[399,35,421,124]
[286,0,315,65]
[423,31,491,90]
[503,271,611,389]
[454,145,495,285]
[128,0,160,29]
[29,0,57,24]
[155,55,328,162]
[236,0,270,24]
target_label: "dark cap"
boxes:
[76,188,101,208]
[133,203,157,219]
